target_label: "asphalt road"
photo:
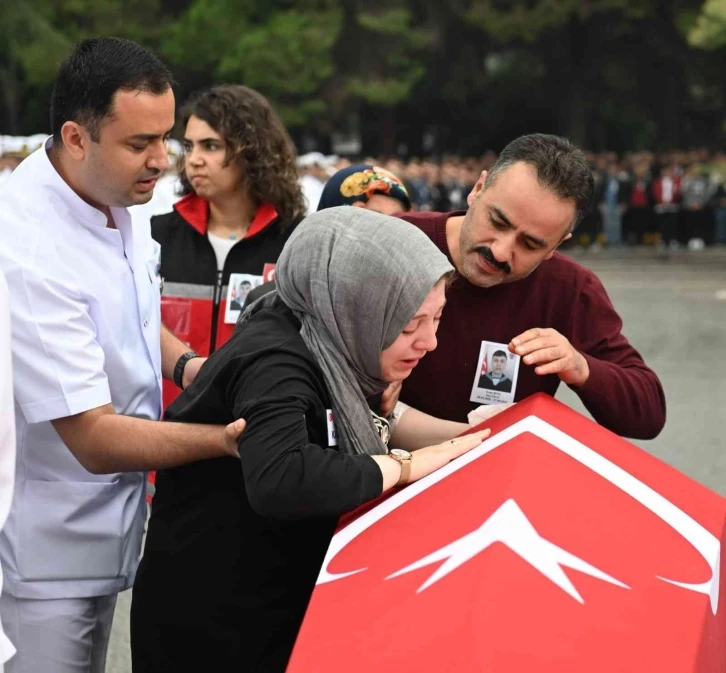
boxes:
[106,245,726,672]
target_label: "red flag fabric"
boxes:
[263,263,277,282]
[288,394,726,673]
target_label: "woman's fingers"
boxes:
[445,429,490,458]
[411,429,492,484]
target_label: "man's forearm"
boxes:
[160,323,192,381]
[391,407,469,452]
[576,355,666,439]
[73,413,232,474]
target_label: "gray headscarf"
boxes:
[243,206,453,455]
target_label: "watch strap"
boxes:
[173,351,199,390]
[396,458,411,487]
[389,451,412,487]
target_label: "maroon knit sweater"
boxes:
[399,211,666,440]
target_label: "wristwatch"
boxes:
[173,350,199,390]
[388,448,413,487]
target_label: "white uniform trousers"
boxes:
[0,592,117,673]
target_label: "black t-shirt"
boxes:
[131,302,382,672]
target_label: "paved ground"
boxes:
[106,245,726,672]
[560,245,726,493]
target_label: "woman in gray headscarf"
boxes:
[131,207,490,673]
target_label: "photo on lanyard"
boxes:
[469,340,520,406]
[224,273,263,324]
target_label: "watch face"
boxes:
[390,448,411,460]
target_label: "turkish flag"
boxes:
[262,263,277,282]
[287,394,726,672]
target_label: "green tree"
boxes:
[159,0,432,152]
[159,0,342,129]
[220,7,342,127]
[3,0,723,152]
[0,0,71,133]
[689,0,726,47]
[0,0,165,134]
[332,1,432,153]
[463,0,707,149]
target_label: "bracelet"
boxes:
[173,351,199,390]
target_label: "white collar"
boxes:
[35,138,117,230]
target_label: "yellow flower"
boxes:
[340,172,370,197]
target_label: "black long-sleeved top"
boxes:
[131,302,382,673]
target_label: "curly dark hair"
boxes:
[178,84,306,225]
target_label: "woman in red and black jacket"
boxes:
[152,84,306,409]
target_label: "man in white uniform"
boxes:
[0,273,17,671]
[0,38,245,672]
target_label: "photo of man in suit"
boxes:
[230,280,252,311]
[478,350,513,393]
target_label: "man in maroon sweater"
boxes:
[399,134,665,439]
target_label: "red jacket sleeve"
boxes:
[568,269,666,439]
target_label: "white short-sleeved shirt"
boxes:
[0,273,17,661]
[0,140,162,599]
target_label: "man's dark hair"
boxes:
[492,350,507,360]
[484,134,594,231]
[51,37,174,145]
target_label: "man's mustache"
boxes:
[474,246,511,275]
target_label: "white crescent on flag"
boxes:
[318,415,721,614]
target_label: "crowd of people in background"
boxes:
[2,134,726,255]
[307,149,726,254]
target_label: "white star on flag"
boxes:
[386,499,630,603]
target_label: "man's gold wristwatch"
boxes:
[388,448,413,487]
